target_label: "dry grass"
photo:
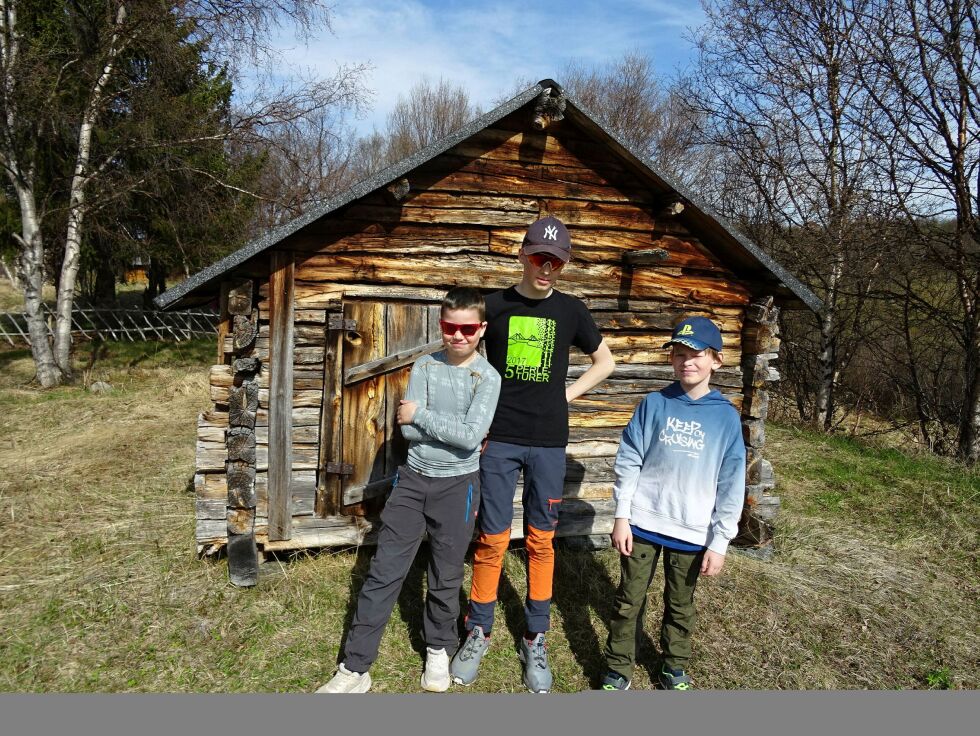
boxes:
[0,342,977,691]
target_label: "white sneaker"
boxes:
[315,663,372,693]
[420,647,451,692]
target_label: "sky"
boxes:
[261,0,707,134]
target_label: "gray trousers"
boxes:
[342,465,479,673]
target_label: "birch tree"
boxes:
[0,0,365,387]
[855,0,980,461]
[687,0,890,430]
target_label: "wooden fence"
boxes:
[0,305,218,346]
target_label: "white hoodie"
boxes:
[613,382,746,555]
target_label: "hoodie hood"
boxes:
[661,382,733,407]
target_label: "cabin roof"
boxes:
[155,79,821,313]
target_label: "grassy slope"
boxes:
[0,342,976,692]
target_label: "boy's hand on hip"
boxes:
[611,518,633,556]
[700,550,725,576]
[396,399,417,424]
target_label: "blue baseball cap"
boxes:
[663,316,723,352]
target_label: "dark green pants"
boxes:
[603,537,704,676]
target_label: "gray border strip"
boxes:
[2,693,976,736]
[155,79,821,313]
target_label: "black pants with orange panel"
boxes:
[466,441,565,635]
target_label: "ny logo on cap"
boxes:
[543,225,558,241]
[678,324,695,336]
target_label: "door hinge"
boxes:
[328,314,357,331]
[325,462,354,475]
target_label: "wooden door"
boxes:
[317,299,442,517]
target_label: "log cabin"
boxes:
[155,79,820,586]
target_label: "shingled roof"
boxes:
[155,79,821,313]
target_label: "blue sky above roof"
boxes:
[261,0,705,134]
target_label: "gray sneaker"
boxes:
[518,634,552,693]
[450,626,490,685]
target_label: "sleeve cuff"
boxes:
[706,532,730,555]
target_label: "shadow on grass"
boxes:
[334,542,431,668]
[552,542,663,687]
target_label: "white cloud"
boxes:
[244,0,705,134]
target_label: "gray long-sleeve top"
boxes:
[400,351,502,477]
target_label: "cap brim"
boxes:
[522,243,571,262]
[663,338,714,351]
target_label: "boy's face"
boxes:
[670,343,722,392]
[439,307,486,362]
[518,248,565,296]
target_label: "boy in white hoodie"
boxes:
[600,316,745,691]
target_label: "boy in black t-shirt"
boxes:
[450,216,615,693]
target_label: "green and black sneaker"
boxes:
[658,666,693,691]
[600,670,631,691]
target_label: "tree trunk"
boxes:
[814,259,842,432]
[93,242,117,307]
[14,184,63,387]
[52,4,128,374]
[142,257,167,308]
[957,324,980,465]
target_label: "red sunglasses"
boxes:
[525,252,566,270]
[439,320,483,337]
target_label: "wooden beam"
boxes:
[267,250,295,541]
[344,339,443,386]
[316,316,345,517]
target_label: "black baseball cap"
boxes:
[522,216,572,262]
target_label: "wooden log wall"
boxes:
[193,107,780,553]
[734,297,781,547]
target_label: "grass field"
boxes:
[0,339,977,692]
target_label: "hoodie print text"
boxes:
[659,416,706,457]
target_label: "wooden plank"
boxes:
[345,338,442,386]
[383,304,430,479]
[267,250,294,541]
[217,282,231,365]
[567,363,744,388]
[210,385,323,409]
[204,406,321,428]
[317,316,344,516]
[287,224,491,254]
[197,423,319,445]
[341,300,387,516]
[589,309,741,333]
[195,441,319,472]
[258,283,450,311]
[292,254,751,305]
[407,155,655,205]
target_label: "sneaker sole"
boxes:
[315,675,372,694]
[420,675,450,693]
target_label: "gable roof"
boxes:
[155,79,821,313]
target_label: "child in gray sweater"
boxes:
[316,287,501,694]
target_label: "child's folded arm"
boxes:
[413,370,501,451]
[399,359,431,442]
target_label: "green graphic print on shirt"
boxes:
[505,316,556,382]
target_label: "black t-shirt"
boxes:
[483,287,603,447]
